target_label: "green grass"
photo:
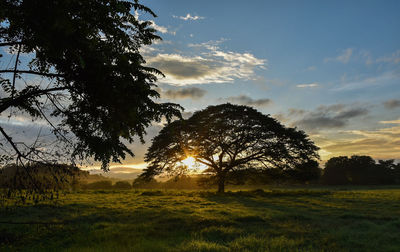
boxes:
[1,186,400,251]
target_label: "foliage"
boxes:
[113,181,132,189]
[1,187,400,250]
[141,103,320,192]
[286,160,322,183]
[0,163,83,203]
[132,176,160,189]
[81,180,113,190]
[0,0,182,170]
[322,155,400,185]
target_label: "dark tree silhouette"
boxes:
[0,0,182,171]
[141,104,320,193]
[287,160,321,183]
[322,155,398,185]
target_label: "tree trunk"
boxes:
[217,177,225,193]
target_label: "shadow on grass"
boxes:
[2,189,400,251]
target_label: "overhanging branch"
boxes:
[0,42,22,47]
[0,86,68,113]
[0,69,64,78]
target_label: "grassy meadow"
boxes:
[1,186,400,251]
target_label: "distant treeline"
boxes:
[322,156,400,185]
[1,155,399,191]
[0,163,84,191]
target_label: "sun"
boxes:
[181,156,196,169]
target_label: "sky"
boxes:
[2,0,400,170]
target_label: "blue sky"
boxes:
[1,0,400,170]
[131,0,400,166]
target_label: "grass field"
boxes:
[1,186,400,251]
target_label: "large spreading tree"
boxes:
[141,103,320,192]
[0,0,182,169]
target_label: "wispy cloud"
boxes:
[296,83,319,88]
[306,66,316,71]
[320,123,400,160]
[223,95,272,107]
[149,21,169,34]
[332,72,399,92]
[162,87,206,99]
[383,99,400,109]
[360,50,373,65]
[293,104,369,131]
[145,40,266,85]
[377,50,400,64]
[173,13,205,21]
[324,48,353,64]
[380,118,400,124]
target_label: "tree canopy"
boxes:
[141,103,320,192]
[0,0,182,171]
[322,155,400,185]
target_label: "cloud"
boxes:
[163,87,206,99]
[288,108,306,117]
[296,83,319,88]
[360,50,373,65]
[332,71,399,92]
[324,48,353,64]
[149,21,176,35]
[306,66,316,71]
[383,99,400,109]
[377,50,400,64]
[320,123,400,160]
[380,118,400,124]
[224,95,272,107]
[149,21,168,34]
[173,14,204,21]
[134,10,174,35]
[294,104,369,131]
[146,40,266,85]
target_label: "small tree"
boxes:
[141,104,320,193]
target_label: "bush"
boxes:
[83,180,113,190]
[113,181,131,189]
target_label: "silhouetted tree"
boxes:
[376,159,398,184]
[322,155,397,185]
[0,0,181,169]
[0,0,181,199]
[140,104,320,193]
[132,176,160,189]
[286,160,321,183]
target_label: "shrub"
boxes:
[83,180,113,190]
[113,181,131,189]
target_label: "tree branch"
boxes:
[11,44,22,100]
[0,86,68,114]
[0,126,40,190]
[34,101,72,145]
[0,70,63,78]
[0,42,22,47]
